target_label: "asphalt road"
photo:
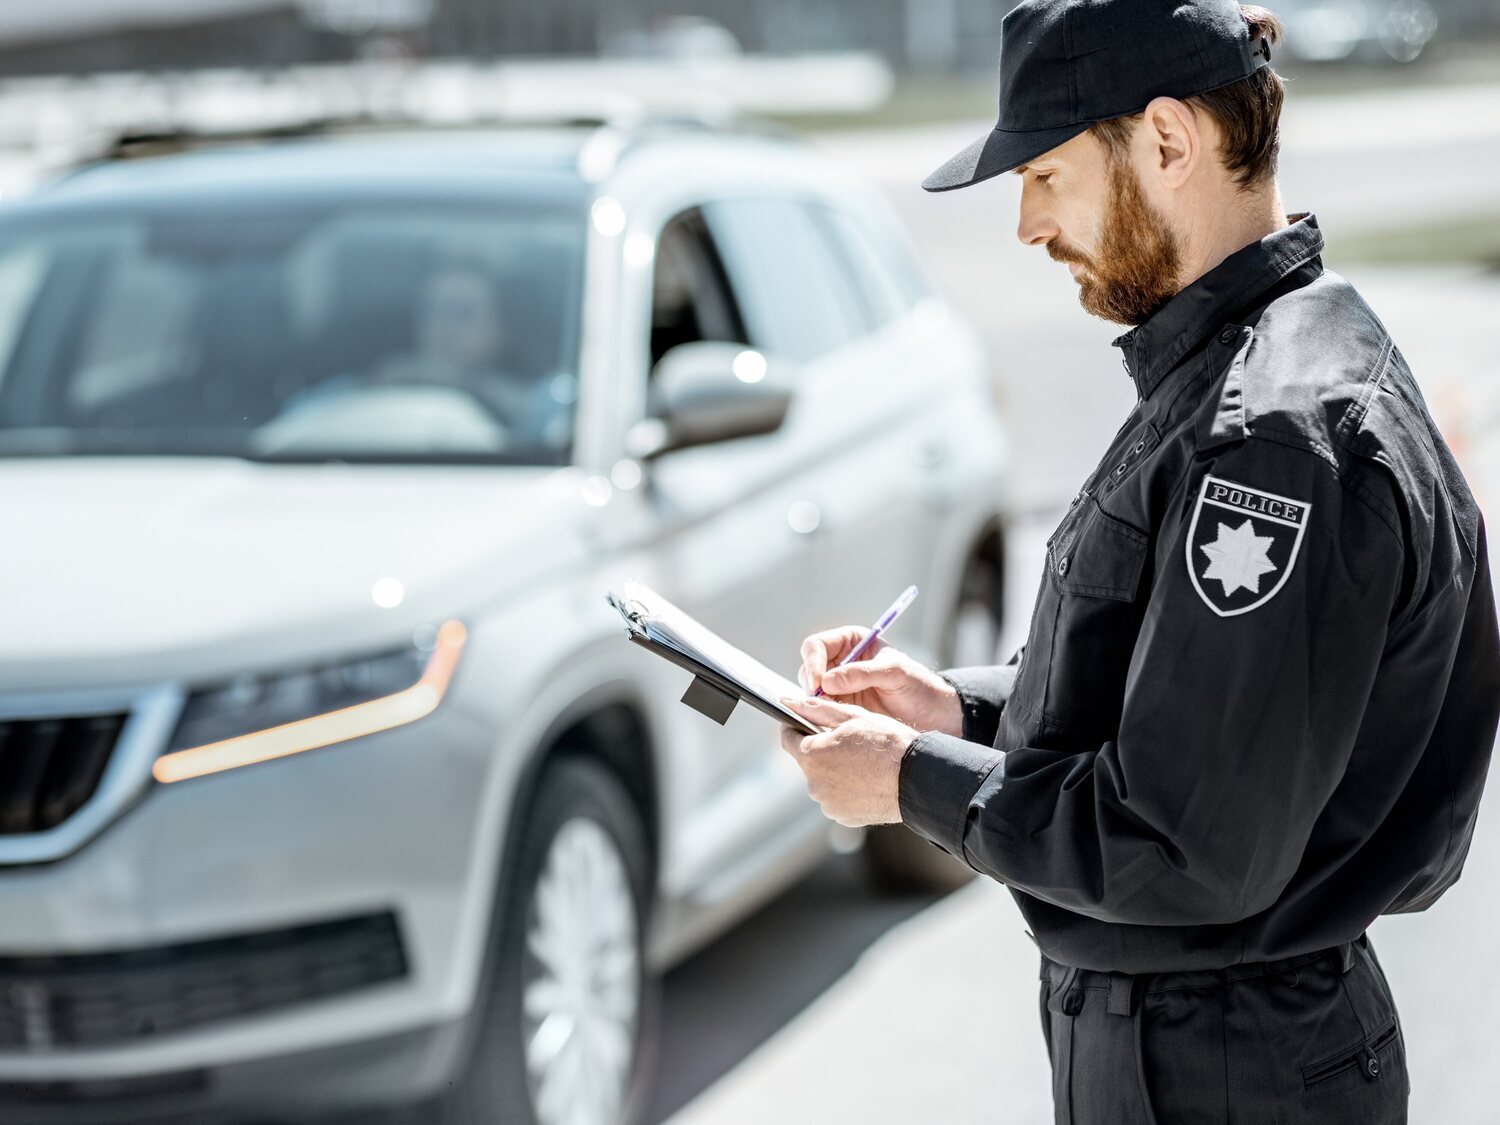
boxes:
[657,80,1500,1125]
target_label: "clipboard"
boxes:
[605,581,821,736]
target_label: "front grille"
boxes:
[0,714,127,835]
[0,912,407,1049]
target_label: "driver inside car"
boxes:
[276,257,567,450]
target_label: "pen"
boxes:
[812,585,919,698]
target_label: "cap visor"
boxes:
[921,120,1092,192]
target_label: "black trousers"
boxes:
[1039,932,1409,1124]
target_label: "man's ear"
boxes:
[1140,96,1199,189]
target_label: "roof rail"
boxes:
[101,116,382,161]
[2,54,885,183]
[77,102,798,175]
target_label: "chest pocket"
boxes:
[1005,495,1151,737]
[1047,496,1148,602]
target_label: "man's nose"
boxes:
[1017,194,1059,247]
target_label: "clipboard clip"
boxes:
[681,675,738,725]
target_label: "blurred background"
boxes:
[0,2,1496,1123]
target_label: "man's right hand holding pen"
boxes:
[796,626,965,739]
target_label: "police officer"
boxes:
[777,1,1500,1121]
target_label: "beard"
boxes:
[1046,158,1183,326]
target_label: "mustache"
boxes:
[1046,240,1091,267]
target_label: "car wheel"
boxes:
[863,544,1003,895]
[434,757,657,1125]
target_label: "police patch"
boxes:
[1186,475,1311,617]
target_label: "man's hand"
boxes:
[798,627,963,736]
[777,695,919,828]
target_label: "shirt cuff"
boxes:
[937,666,1012,747]
[898,730,1005,859]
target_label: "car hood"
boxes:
[0,458,595,691]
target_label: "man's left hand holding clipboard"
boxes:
[606,582,965,828]
[604,581,821,735]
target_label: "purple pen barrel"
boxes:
[811,585,918,697]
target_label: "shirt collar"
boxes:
[1111,212,1325,401]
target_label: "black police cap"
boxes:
[922,0,1273,192]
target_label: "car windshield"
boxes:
[0,197,586,464]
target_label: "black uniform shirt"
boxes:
[899,212,1500,974]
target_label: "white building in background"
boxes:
[0,0,1019,78]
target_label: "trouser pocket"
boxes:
[1133,938,1409,1123]
[1042,962,1083,1125]
[1041,957,1162,1125]
[1260,937,1410,1123]
[1301,1018,1401,1088]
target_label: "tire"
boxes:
[432,757,658,1125]
[863,543,1004,896]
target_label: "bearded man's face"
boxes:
[1045,155,1183,326]
[1014,128,1186,327]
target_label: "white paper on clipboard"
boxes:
[605,579,821,734]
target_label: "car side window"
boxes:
[873,226,936,309]
[649,207,746,370]
[701,198,865,364]
[810,203,917,329]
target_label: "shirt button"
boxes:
[1218,327,1238,345]
[1057,556,1070,576]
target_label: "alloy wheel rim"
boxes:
[521,816,640,1125]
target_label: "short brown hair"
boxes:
[1088,5,1286,191]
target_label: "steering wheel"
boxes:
[357,368,530,433]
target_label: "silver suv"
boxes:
[0,119,1012,1123]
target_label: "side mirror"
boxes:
[628,342,794,459]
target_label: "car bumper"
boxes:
[0,700,504,1115]
[0,1015,468,1123]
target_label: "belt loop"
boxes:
[1106,972,1137,1016]
[1338,940,1355,974]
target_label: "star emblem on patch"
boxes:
[1200,519,1277,597]
[1186,475,1311,616]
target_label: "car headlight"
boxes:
[153,620,466,784]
